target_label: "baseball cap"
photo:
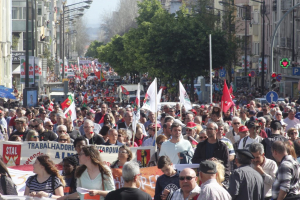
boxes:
[270,120,282,130]
[249,110,256,115]
[186,122,197,129]
[236,149,254,159]
[246,120,260,129]
[199,160,217,174]
[239,126,249,132]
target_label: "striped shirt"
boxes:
[26,175,63,193]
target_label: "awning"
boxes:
[12,65,20,75]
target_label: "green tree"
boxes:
[85,40,104,58]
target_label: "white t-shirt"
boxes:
[283,117,300,131]
[159,139,194,164]
[238,135,263,149]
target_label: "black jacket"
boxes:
[192,139,230,181]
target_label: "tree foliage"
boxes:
[98,0,240,98]
[85,40,104,58]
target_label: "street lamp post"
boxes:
[61,0,92,79]
[219,1,248,82]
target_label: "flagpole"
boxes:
[209,34,212,104]
[154,78,158,150]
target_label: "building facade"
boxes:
[0,0,12,88]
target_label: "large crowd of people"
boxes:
[1,74,300,200]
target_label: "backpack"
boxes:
[242,136,263,149]
[1,174,7,195]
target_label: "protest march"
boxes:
[2,67,300,200]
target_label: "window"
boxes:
[23,7,26,19]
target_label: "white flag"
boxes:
[132,83,140,134]
[142,78,157,112]
[157,88,163,111]
[64,101,77,122]
[48,101,54,112]
[179,81,192,110]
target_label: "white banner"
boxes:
[0,141,155,167]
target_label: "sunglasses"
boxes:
[47,125,54,127]
[31,135,39,139]
[179,176,195,181]
[32,125,39,128]
[199,136,207,139]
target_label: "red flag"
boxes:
[83,72,88,79]
[221,80,234,113]
[229,85,233,94]
[121,86,129,95]
[98,115,104,124]
[95,71,100,79]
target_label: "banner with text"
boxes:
[0,141,155,167]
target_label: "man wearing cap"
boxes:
[9,117,28,141]
[283,108,300,131]
[271,141,300,200]
[238,121,263,149]
[248,110,256,119]
[249,143,277,199]
[262,120,288,161]
[197,160,231,200]
[192,122,230,184]
[228,149,264,200]
[142,123,161,146]
[183,122,200,148]
[233,125,249,150]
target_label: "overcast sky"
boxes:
[67,0,119,28]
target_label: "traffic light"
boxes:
[248,73,251,82]
[271,73,277,90]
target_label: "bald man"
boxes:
[171,168,200,200]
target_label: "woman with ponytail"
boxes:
[24,155,65,198]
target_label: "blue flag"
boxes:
[0,86,13,93]
[0,89,16,99]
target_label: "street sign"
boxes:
[293,67,300,75]
[215,71,219,77]
[250,71,256,77]
[276,74,282,82]
[266,91,279,103]
[280,58,291,68]
[219,69,226,77]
